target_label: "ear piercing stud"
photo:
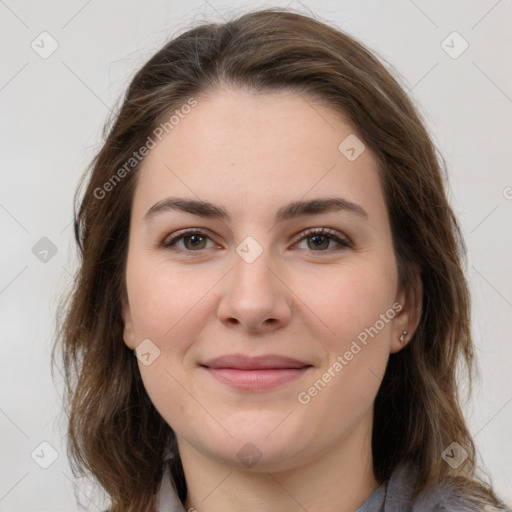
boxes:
[399,330,408,344]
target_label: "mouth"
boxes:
[200,354,313,391]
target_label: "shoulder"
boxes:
[382,463,509,512]
[412,482,483,512]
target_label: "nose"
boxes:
[216,250,292,334]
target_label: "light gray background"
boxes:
[1,1,511,510]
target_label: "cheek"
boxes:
[296,258,397,348]
[295,261,396,395]
[293,260,397,428]
[126,257,215,344]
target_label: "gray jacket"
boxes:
[156,462,507,511]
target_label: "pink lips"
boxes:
[201,354,312,391]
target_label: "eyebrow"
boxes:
[143,196,368,223]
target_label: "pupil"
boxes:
[310,235,327,249]
[187,235,203,248]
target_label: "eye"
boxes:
[162,229,215,252]
[293,227,352,252]
[161,227,352,254]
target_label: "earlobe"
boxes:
[390,270,423,354]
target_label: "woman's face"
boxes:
[122,88,413,472]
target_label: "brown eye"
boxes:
[306,234,331,250]
[162,230,214,252]
[295,228,352,252]
[182,233,208,250]
[162,227,351,255]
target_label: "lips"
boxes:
[202,354,310,370]
[200,354,312,391]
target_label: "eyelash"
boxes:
[161,227,352,255]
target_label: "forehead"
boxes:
[132,88,385,224]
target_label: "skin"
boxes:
[122,87,421,512]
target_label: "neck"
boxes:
[179,413,379,512]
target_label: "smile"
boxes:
[200,354,313,391]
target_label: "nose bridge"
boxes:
[231,237,278,304]
[217,235,292,331]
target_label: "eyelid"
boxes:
[161,227,353,253]
[161,228,218,249]
[293,227,352,247]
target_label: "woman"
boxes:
[54,7,509,512]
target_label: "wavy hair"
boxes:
[53,7,506,511]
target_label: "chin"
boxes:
[186,410,314,471]
[206,438,306,473]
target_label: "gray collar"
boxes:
[156,462,486,512]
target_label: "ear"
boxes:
[390,267,423,354]
[121,295,136,350]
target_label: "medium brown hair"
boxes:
[54,7,505,511]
